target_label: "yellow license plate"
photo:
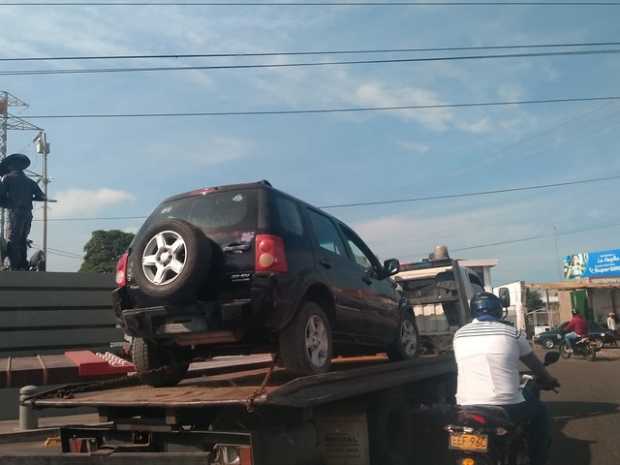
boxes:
[449,433,488,452]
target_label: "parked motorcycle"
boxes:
[559,336,601,361]
[445,351,560,465]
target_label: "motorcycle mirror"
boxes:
[544,351,560,366]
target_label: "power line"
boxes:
[3,48,620,76]
[2,2,620,6]
[16,95,620,120]
[319,174,620,209]
[29,173,620,223]
[3,40,620,62]
[30,241,83,258]
[405,221,620,259]
[32,215,147,222]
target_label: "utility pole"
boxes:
[0,91,42,241]
[34,131,50,269]
[552,224,562,280]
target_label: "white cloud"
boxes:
[497,84,524,102]
[50,188,134,217]
[352,200,542,263]
[353,82,454,131]
[456,117,493,134]
[148,136,252,167]
[398,140,430,154]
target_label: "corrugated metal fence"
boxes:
[0,271,120,419]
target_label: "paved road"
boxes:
[543,347,620,465]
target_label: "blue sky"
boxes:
[1,3,619,284]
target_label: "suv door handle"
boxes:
[223,242,251,253]
[319,259,332,269]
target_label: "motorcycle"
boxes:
[559,336,601,361]
[445,351,560,465]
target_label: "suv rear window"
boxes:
[141,189,258,239]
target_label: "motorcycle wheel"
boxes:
[559,343,572,359]
[587,349,597,361]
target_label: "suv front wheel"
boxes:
[387,311,419,362]
[279,302,333,375]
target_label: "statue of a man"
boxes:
[0,154,46,270]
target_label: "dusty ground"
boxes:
[542,347,620,465]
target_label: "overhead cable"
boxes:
[404,220,620,259]
[31,173,620,222]
[2,1,620,6]
[2,48,620,76]
[3,40,620,62]
[17,95,620,120]
[320,174,620,209]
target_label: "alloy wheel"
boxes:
[304,315,329,369]
[142,230,187,286]
[400,319,418,357]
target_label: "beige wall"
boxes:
[558,291,573,322]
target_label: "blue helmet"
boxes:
[470,292,504,320]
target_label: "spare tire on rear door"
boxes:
[132,219,212,303]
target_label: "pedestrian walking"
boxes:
[0,154,46,271]
[607,312,617,335]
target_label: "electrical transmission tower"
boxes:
[0,91,43,241]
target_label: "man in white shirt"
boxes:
[607,313,617,332]
[454,292,559,465]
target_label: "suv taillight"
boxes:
[116,251,129,287]
[255,235,288,273]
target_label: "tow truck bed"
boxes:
[33,354,455,409]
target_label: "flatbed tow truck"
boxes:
[0,254,482,465]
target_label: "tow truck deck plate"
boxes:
[32,355,456,409]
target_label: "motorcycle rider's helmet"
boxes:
[470,292,504,320]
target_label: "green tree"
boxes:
[80,230,134,273]
[526,289,545,312]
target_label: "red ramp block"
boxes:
[65,351,135,377]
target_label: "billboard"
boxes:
[564,249,620,279]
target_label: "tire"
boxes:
[279,302,333,375]
[559,343,572,359]
[543,339,555,350]
[587,348,597,361]
[132,219,212,303]
[131,337,191,387]
[387,310,419,361]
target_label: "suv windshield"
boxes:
[139,189,258,242]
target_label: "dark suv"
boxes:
[114,181,418,386]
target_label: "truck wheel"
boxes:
[387,311,419,362]
[131,337,191,387]
[279,302,333,375]
[132,219,212,303]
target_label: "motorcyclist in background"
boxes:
[453,292,560,465]
[564,310,588,353]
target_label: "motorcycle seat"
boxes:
[457,405,516,429]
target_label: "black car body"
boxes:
[114,181,418,385]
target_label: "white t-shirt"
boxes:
[607,317,616,331]
[454,319,532,406]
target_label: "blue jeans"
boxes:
[503,396,552,465]
[564,331,579,350]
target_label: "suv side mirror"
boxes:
[383,258,400,277]
[498,287,511,308]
